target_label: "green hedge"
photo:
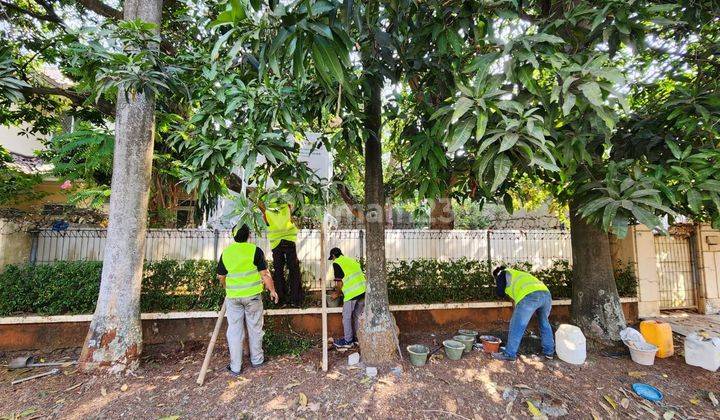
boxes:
[0,258,637,316]
[386,258,637,304]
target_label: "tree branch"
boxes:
[337,181,365,221]
[75,0,122,19]
[21,86,115,116]
[0,0,63,25]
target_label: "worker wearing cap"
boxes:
[217,224,279,376]
[258,200,303,306]
[328,247,366,349]
[491,266,555,361]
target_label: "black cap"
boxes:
[328,247,342,260]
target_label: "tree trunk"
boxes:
[356,50,399,365]
[79,0,163,373]
[430,197,454,229]
[569,199,626,344]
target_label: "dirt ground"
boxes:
[1,332,719,419]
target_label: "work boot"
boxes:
[226,365,242,377]
[491,352,517,362]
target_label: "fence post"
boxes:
[359,229,365,261]
[29,230,39,265]
[486,230,492,274]
[213,229,220,262]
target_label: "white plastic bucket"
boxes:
[628,342,658,366]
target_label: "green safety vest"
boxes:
[504,268,549,304]
[265,203,298,249]
[335,255,366,301]
[221,242,263,298]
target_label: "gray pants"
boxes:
[342,298,365,342]
[226,295,264,373]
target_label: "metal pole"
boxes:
[29,230,39,265]
[359,229,365,261]
[486,230,492,274]
[320,214,328,372]
[213,229,220,262]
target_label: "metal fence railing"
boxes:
[30,228,572,290]
[655,234,698,310]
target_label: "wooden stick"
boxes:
[12,368,60,385]
[196,301,227,386]
[320,214,328,372]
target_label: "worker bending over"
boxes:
[492,266,555,361]
[259,200,303,306]
[328,247,366,349]
[217,224,279,376]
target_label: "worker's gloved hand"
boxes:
[269,290,279,304]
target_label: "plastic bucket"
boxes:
[453,335,475,353]
[443,340,465,360]
[629,342,658,366]
[458,329,479,341]
[407,344,430,366]
[479,335,502,354]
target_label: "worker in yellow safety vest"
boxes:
[258,200,302,306]
[491,266,555,361]
[328,247,366,349]
[217,224,279,376]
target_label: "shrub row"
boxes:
[0,258,636,316]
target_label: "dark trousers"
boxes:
[272,240,303,305]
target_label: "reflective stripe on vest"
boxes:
[221,242,263,298]
[504,268,549,304]
[265,204,298,249]
[335,255,366,301]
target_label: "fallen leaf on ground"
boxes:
[100,387,107,396]
[639,403,660,419]
[527,401,543,418]
[689,397,701,405]
[63,383,83,392]
[663,411,675,420]
[628,371,647,378]
[120,384,128,392]
[598,401,613,416]
[284,382,301,390]
[158,416,180,420]
[168,375,180,381]
[298,392,308,407]
[604,395,618,410]
[709,392,719,407]
[620,398,630,409]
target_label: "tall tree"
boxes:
[78,0,164,372]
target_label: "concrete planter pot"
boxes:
[443,339,465,360]
[407,344,430,366]
[453,335,475,353]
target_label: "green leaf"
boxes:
[631,205,661,229]
[602,201,620,230]
[581,197,614,217]
[562,93,576,116]
[451,97,474,123]
[666,140,681,160]
[448,118,474,152]
[498,132,519,153]
[687,189,703,213]
[475,111,488,141]
[698,180,720,193]
[491,154,511,192]
[503,194,514,213]
[579,81,603,107]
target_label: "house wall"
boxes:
[694,224,720,314]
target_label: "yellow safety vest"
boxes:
[265,203,298,249]
[221,242,263,298]
[504,268,549,304]
[335,255,366,301]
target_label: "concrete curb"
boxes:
[0,298,638,325]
